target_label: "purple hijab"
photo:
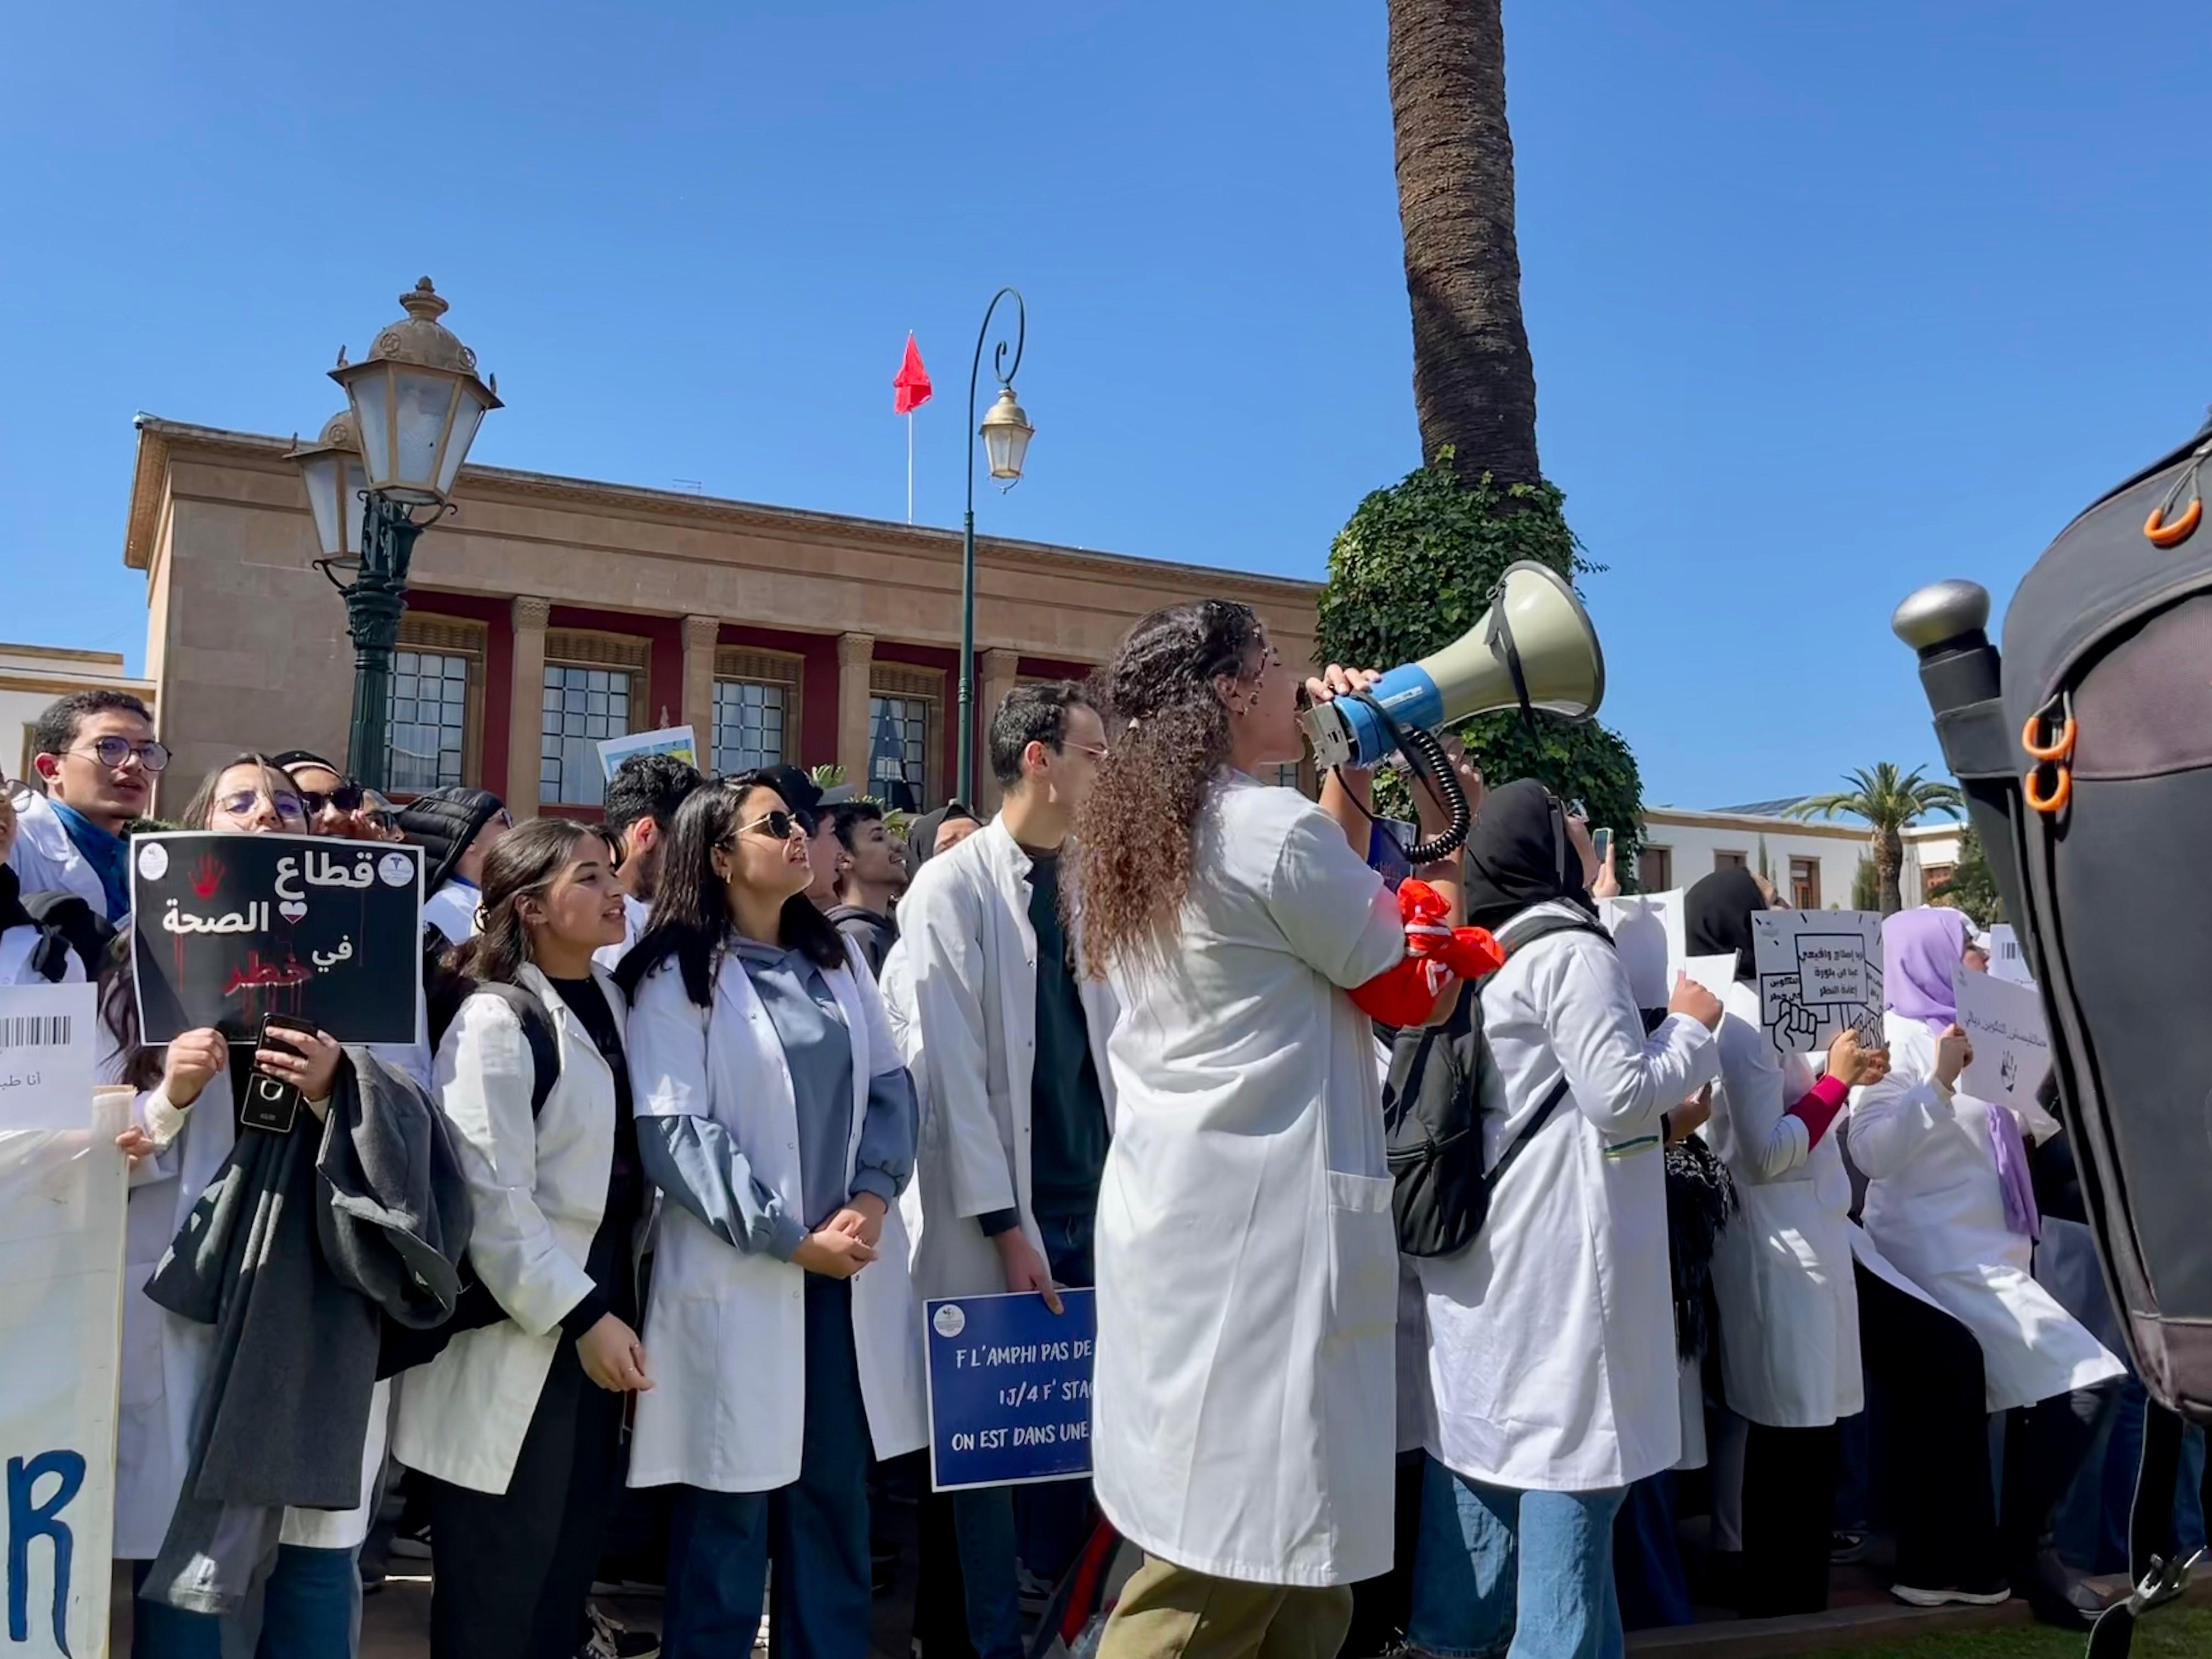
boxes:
[1882,907,2040,1239]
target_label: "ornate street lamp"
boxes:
[291,279,500,790]
[958,287,1032,804]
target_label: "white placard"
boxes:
[1681,954,1740,1003]
[1987,923,2035,986]
[0,1090,127,1657]
[1751,910,1886,1055]
[1601,890,1686,1011]
[596,724,698,782]
[1955,966,2052,1105]
[0,984,96,1132]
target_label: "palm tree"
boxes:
[1386,0,1541,488]
[1787,764,1965,916]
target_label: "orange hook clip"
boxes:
[2024,763,2072,816]
[2146,497,2202,549]
[2021,712,2076,763]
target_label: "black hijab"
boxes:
[906,803,978,870]
[1459,778,1594,932]
[1684,868,1767,984]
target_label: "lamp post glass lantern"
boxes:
[960,287,1032,804]
[291,278,498,791]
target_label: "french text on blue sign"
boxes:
[924,1290,1096,1492]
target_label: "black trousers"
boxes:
[422,1343,625,1659]
[2003,1387,2106,1575]
[1855,1264,2004,1592]
[1740,1422,1842,1617]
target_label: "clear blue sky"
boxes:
[4,0,2207,807]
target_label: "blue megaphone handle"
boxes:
[1334,663,1446,769]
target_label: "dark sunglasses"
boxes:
[719,809,803,847]
[298,781,365,816]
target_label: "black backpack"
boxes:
[17,890,114,984]
[1383,910,1610,1258]
[377,980,561,1378]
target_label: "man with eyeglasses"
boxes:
[8,690,165,922]
[882,681,1118,1659]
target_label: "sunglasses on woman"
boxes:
[719,810,803,847]
[297,781,365,816]
[219,789,308,824]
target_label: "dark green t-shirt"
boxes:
[1023,848,1110,1221]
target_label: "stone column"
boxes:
[836,633,875,789]
[976,649,1023,814]
[682,614,720,762]
[506,596,551,820]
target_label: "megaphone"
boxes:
[1301,560,1607,772]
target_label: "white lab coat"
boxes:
[112,1047,389,1556]
[1704,980,1927,1427]
[393,963,623,1493]
[624,941,927,1492]
[7,792,116,919]
[1850,1013,2124,1410]
[1093,774,1405,1587]
[421,879,481,946]
[1420,901,1720,1493]
[883,820,1119,1304]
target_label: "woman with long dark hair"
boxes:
[391,816,650,1659]
[1070,601,1461,1659]
[617,772,924,1659]
[106,755,458,1659]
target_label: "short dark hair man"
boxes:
[9,690,163,921]
[822,800,907,977]
[885,680,1115,1655]
[599,752,704,966]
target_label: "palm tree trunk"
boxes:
[1386,0,1541,488]
[1877,827,1904,915]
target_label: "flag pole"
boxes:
[906,409,915,526]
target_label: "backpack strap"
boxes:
[460,981,561,1116]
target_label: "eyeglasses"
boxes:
[72,736,170,774]
[297,781,364,816]
[218,789,307,824]
[3,778,33,811]
[720,810,803,846]
[1063,741,1111,761]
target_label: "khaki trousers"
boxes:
[1096,1555,1355,1659]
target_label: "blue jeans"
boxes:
[662,1276,873,1659]
[1408,1457,1626,1659]
[255,1543,362,1659]
[132,1545,357,1659]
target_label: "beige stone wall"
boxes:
[123,420,1323,811]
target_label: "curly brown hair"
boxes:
[1074,600,1266,978]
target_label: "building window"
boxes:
[1714,850,1748,873]
[1923,862,1956,897]
[870,663,945,809]
[869,695,930,810]
[386,650,470,792]
[1790,856,1822,910]
[1638,846,1673,891]
[712,680,788,774]
[1272,763,1304,792]
[541,665,633,807]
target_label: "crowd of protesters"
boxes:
[0,614,2187,1659]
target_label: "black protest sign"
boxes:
[131,833,424,1046]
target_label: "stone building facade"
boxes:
[122,417,1321,819]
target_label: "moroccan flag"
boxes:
[893,333,933,414]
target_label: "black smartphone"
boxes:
[240,1012,315,1135]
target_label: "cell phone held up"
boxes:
[240,1012,317,1135]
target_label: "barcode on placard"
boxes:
[0,1014,71,1048]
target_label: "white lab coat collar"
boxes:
[6,790,114,920]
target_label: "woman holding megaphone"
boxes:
[1071,600,1468,1659]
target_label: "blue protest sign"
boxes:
[924,1290,1096,1492]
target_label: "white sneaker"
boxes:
[579,1603,660,1659]
[1890,1580,2012,1609]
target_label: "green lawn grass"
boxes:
[1817,1607,2212,1659]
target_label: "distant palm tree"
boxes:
[1786,764,1964,915]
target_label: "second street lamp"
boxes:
[958,287,1032,805]
[291,279,499,791]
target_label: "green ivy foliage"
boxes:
[1314,456,1647,884]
